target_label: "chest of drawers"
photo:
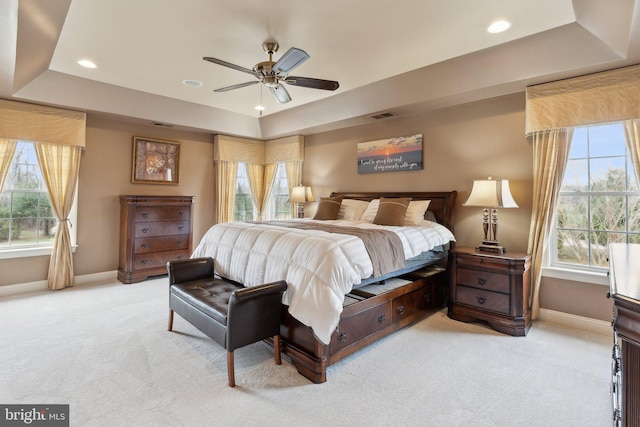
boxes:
[118,195,194,284]
[448,247,531,336]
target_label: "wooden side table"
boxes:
[448,247,531,336]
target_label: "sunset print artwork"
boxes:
[357,134,423,174]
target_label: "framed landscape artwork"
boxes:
[357,133,423,174]
[131,136,180,184]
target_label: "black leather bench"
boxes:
[167,257,287,387]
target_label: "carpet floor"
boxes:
[0,278,613,426]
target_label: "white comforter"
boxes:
[191,219,455,344]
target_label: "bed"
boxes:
[191,191,457,383]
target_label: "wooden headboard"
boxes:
[329,191,457,233]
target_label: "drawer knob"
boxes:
[177,255,184,260]
[338,331,347,342]
[476,297,486,305]
[397,305,405,315]
[142,213,149,219]
[177,241,184,246]
[378,314,386,324]
[141,259,148,265]
[178,225,184,231]
[477,278,486,286]
[141,244,148,249]
[178,212,185,217]
[142,228,149,233]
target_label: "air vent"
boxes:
[371,112,396,120]
[151,122,174,128]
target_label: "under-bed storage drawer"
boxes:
[392,285,434,325]
[330,302,391,352]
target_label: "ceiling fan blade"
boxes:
[272,47,309,75]
[269,85,292,104]
[203,57,260,77]
[214,81,259,92]
[285,76,339,91]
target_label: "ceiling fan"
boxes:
[203,42,339,104]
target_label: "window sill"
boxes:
[542,266,609,286]
[0,245,77,260]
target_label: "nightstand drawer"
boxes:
[456,268,510,294]
[456,253,512,270]
[456,285,510,315]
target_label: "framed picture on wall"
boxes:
[131,136,180,184]
[357,133,423,174]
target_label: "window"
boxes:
[552,123,640,271]
[0,141,57,251]
[267,163,291,220]
[234,163,254,221]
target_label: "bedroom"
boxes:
[1,0,639,424]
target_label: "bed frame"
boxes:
[276,191,457,383]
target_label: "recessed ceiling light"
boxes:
[78,59,97,69]
[182,79,203,87]
[254,105,265,111]
[487,20,511,34]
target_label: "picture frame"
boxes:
[357,133,423,174]
[131,136,180,184]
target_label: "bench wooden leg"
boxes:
[168,310,174,331]
[227,351,235,387]
[274,335,282,365]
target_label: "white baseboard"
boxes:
[0,270,118,297]
[539,308,612,336]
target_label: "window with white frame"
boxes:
[267,162,291,220]
[0,141,57,251]
[551,123,640,271]
[233,162,254,221]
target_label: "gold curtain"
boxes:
[35,142,83,290]
[213,134,304,222]
[0,99,86,147]
[624,120,640,186]
[525,64,640,136]
[246,163,264,220]
[214,161,237,224]
[0,138,18,190]
[285,160,303,218]
[526,129,573,319]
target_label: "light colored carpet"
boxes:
[0,278,613,427]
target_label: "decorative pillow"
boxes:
[403,200,431,225]
[313,196,344,220]
[337,199,370,220]
[373,197,412,226]
[360,199,380,223]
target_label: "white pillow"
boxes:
[337,199,370,220]
[404,200,431,225]
[360,199,380,223]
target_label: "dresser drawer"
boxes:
[133,249,190,270]
[455,285,510,315]
[135,206,191,222]
[456,253,511,270]
[134,235,190,254]
[456,267,510,294]
[134,220,190,238]
[330,302,390,352]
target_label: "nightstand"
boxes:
[448,247,531,336]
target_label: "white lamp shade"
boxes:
[463,179,518,208]
[289,186,315,203]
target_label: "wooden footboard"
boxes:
[277,265,448,383]
[274,190,457,383]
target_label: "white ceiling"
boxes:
[1,0,639,139]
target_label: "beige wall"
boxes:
[0,93,612,322]
[304,93,532,253]
[0,115,215,286]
